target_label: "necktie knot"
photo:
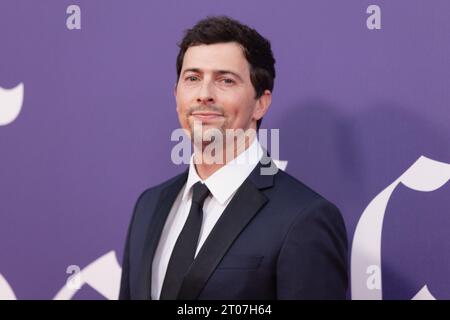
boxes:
[191,182,210,205]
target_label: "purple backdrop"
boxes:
[1,0,449,299]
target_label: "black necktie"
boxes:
[159,181,210,300]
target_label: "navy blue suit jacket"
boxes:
[119,158,348,299]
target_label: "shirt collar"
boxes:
[183,138,263,205]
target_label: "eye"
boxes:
[185,75,199,82]
[220,78,236,85]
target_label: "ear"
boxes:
[253,90,272,121]
[173,82,177,97]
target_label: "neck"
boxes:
[193,135,256,180]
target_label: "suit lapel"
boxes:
[177,158,276,299]
[138,170,188,300]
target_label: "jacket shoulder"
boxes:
[135,170,187,205]
[272,169,334,206]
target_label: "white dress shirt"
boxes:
[151,139,264,300]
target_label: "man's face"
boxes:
[175,42,270,144]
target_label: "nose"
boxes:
[196,81,215,105]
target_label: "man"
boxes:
[119,16,348,300]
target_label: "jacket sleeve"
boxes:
[276,197,348,299]
[118,189,148,300]
[118,212,133,300]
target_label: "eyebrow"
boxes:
[182,68,244,82]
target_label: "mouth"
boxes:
[190,112,224,121]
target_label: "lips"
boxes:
[191,112,223,120]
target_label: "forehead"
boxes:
[181,42,250,76]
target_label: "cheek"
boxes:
[177,87,198,111]
[176,102,183,116]
[227,96,256,122]
[223,91,249,112]
[175,95,190,128]
[175,92,189,114]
